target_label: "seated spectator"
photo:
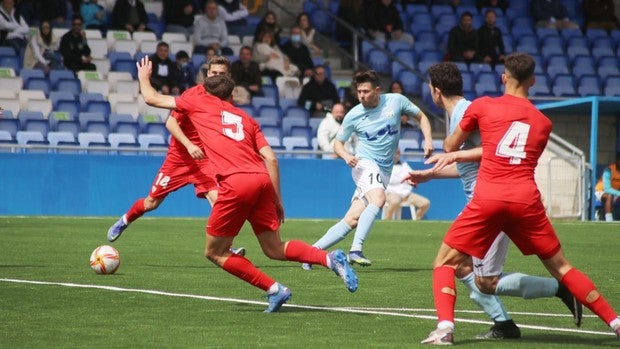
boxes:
[317,103,357,159]
[111,0,149,33]
[365,0,414,45]
[195,45,216,84]
[384,149,430,220]
[476,0,508,14]
[296,12,322,56]
[281,26,314,79]
[35,0,69,27]
[595,153,620,222]
[163,0,195,40]
[531,0,580,29]
[231,45,263,101]
[0,0,30,54]
[253,29,299,80]
[23,20,62,73]
[252,10,282,46]
[216,0,248,36]
[80,0,107,33]
[194,0,232,55]
[149,41,180,95]
[297,65,340,118]
[447,12,479,64]
[477,9,505,66]
[583,0,619,33]
[59,15,96,73]
[174,50,195,92]
[335,0,365,44]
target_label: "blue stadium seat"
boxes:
[0,55,20,75]
[55,100,81,120]
[545,55,570,79]
[24,78,51,97]
[552,74,577,97]
[430,4,453,18]
[510,17,534,35]
[78,112,106,130]
[251,96,276,110]
[257,105,283,120]
[604,75,620,90]
[79,92,105,108]
[308,117,322,137]
[289,125,312,142]
[261,125,282,139]
[393,49,417,70]
[367,49,390,74]
[107,51,133,67]
[85,121,110,138]
[16,130,45,146]
[50,91,76,108]
[257,114,280,128]
[112,59,138,79]
[282,116,308,137]
[18,111,45,127]
[261,84,279,104]
[387,40,414,55]
[49,70,75,89]
[55,120,80,137]
[398,70,423,95]
[535,27,559,40]
[138,134,167,149]
[309,9,333,35]
[405,3,428,16]
[114,121,140,138]
[585,28,608,42]
[560,27,584,41]
[236,104,255,116]
[284,106,309,119]
[401,128,422,141]
[142,122,169,140]
[566,46,591,62]
[577,75,602,96]
[23,119,50,136]
[55,78,82,97]
[84,100,111,117]
[461,71,474,91]
[0,118,20,138]
[20,69,46,86]
[530,73,551,96]
[47,131,76,147]
[409,13,433,36]
[109,113,135,130]
[572,64,596,80]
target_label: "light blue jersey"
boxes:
[450,99,480,201]
[336,93,420,176]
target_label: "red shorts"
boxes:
[149,155,217,200]
[207,172,280,237]
[445,198,561,260]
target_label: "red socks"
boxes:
[125,198,146,223]
[284,240,328,267]
[433,266,457,323]
[561,268,618,324]
[221,254,275,291]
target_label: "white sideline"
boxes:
[0,278,615,337]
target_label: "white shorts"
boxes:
[472,232,510,277]
[595,191,604,202]
[351,159,389,201]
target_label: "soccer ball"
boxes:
[90,245,120,274]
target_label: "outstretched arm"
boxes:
[136,56,177,109]
[414,110,434,158]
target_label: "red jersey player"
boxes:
[421,53,620,345]
[136,55,358,312]
[106,57,243,253]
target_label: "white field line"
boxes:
[0,278,614,337]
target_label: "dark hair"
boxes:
[208,55,231,71]
[389,80,404,93]
[428,62,463,97]
[353,70,380,89]
[39,21,52,46]
[504,53,535,84]
[204,74,235,100]
[460,11,473,19]
[239,45,252,54]
[72,14,84,23]
[175,50,189,60]
[156,41,169,49]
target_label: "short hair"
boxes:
[460,11,473,19]
[175,50,189,60]
[428,62,463,97]
[504,53,535,83]
[353,70,380,89]
[239,45,252,54]
[207,55,231,71]
[156,41,169,49]
[72,14,84,23]
[204,74,235,100]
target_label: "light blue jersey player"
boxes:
[303,70,433,268]
[409,63,581,342]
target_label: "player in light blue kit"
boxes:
[303,70,433,268]
[407,62,582,341]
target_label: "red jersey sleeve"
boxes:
[460,97,489,133]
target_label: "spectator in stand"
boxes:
[478,9,505,67]
[175,50,195,92]
[476,0,508,15]
[216,0,248,36]
[583,0,619,33]
[23,20,62,73]
[231,45,263,100]
[194,0,231,56]
[253,29,299,80]
[149,41,180,95]
[296,12,322,56]
[111,0,148,34]
[0,0,29,54]
[252,10,282,46]
[317,103,357,159]
[281,26,314,80]
[34,0,69,27]
[59,15,96,73]
[297,65,340,118]
[195,45,216,84]
[447,11,479,64]
[335,0,365,44]
[595,153,620,222]
[80,0,107,33]
[163,0,195,40]
[365,0,414,45]
[531,0,580,29]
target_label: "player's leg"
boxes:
[383,192,402,220]
[455,256,519,340]
[406,192,430,220]
[107,194,165,242]
[349,186,384,266]
[602,193,614,222]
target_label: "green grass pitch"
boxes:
[0,217,619,348]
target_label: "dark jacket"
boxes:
[149,53,180,90]
[231,60,263,96]
[280,40,314,75]
[447,25,479,61]
[163,0,195,28]
[365,0,405,35]
[297,78,340,117]
[59,30,91,72]
[477,24,504,62]
[112,0,148,30]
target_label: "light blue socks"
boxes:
[496,273,559,299]
[351,204,380,251]
[313,220,352,250]
[460,273,510,322]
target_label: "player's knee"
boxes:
[475,277,497,294]
[143,197,162,211]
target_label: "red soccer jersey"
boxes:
[460,94,552,204]
[174,92,269,178]
[167,85,207,162]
